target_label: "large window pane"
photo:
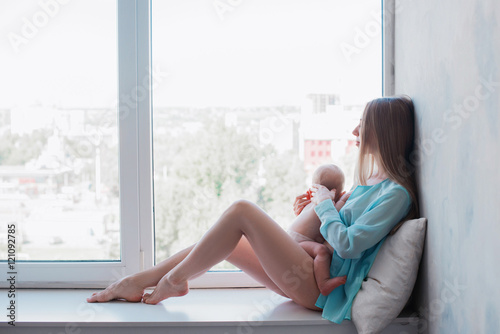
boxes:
[152,0,382,268]
[0,0,119,261]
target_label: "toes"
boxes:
[87,294,101,303]
[88,294,101,303]
[90,290,113,303]
[147,298,159,305]
[99,291,114,302]
[87,292,99,302]
[144,294,158,305]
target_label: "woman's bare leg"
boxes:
[299,241,347,296]
[87,237,287,302]
[226,236,288,297]
[86,245,194,303]
[142,200,321,309]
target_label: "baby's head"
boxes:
[312,164,345,202]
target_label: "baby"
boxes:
[288,164,347,295]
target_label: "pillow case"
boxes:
[351,217,427,334]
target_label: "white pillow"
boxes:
[351,218,427,334]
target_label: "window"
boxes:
[0,0,390,288]
[0,0,150,287]
[152,0,383,280]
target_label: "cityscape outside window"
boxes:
[0,1,119,261]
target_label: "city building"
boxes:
[299,93,363,176]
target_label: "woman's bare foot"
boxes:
[142,274,189,305]
[87,276,145,303]
[318,276,347,296]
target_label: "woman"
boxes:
[87,95,419,323]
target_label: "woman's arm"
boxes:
[314,188,411,259]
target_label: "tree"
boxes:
[257,148,307,229]
[0,129,50,165]
[153,112,307,267]
[154,115,262,262]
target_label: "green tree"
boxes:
[154,113,307,267]
[0,129,51,165]
[257,148,307,229]
[154,116,262,262]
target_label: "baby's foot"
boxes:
[87,276,145,303]
[142,274,188,305]
[319,276,347,296]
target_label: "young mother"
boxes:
[88,95,419,323]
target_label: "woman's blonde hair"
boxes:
[355,95,419,233]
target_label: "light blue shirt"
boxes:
[314,178,411,323]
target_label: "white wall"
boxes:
[393,0,500,333]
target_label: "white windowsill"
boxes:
[1,288,418,334]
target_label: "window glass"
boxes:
[0,0,119,261]
[152,0,381,268]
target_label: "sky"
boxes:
[0,0,382,109]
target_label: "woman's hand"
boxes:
[310,184,337,206]
[311,186,353,210]
[293,193,311,216]
[335,190,352,211]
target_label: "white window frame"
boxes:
[2,0,393,289]
[2,0,152,289]
[383,0,396,96]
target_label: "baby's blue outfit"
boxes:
[314,178,411,323]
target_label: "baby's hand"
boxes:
[310,184,337,205]
[306,189,313,200]
[293,193,311,216]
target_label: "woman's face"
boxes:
[352,119,361,147]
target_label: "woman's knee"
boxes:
[229,199,257,216]
[231,199,253,208]
[226,200,273,233]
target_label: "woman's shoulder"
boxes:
[379,179,411,203]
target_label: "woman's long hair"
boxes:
[355,95,419,233]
